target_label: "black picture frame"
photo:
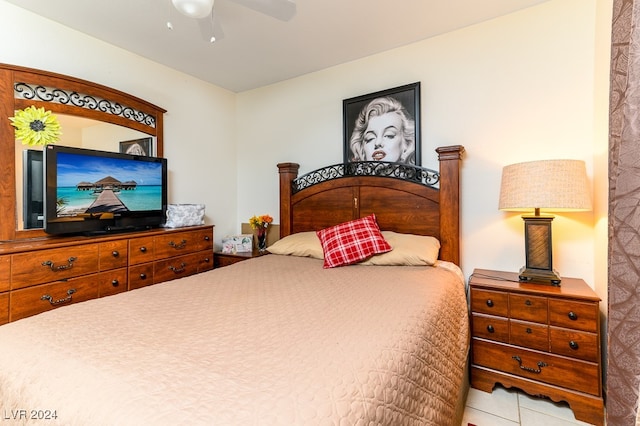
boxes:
[119,137,153,157]
[343,82,421,166]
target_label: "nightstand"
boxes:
[214,249,266,268]
[469,268,604,426]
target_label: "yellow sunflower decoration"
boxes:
[9,105,62,146]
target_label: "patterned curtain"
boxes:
[609,1,640,424]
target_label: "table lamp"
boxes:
[498,159,591,285]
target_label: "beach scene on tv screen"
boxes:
[55,152,163,217]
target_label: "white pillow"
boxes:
[267,232,323,259]
[359,231,440,266]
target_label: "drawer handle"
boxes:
[525,299,532,306]
[487,325,494,333]
[512,355,547,374]
[204,257,211,263]
[526,328,532,334]
[568,311,578,321]
[169,239,187,249]
[41,288,76,306]
[111,279,119,287]
[486,299,494,307]
[139,273,147,280]
[569,340,579,350]
[168,262,187,273]
[139,246,148,253]
[42,256,77,271]
[204,236,211,241]
[112,250,119,258]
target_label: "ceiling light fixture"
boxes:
[171,0,215,19]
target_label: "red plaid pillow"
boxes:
[316,214,392,268]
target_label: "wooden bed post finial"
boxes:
[278,163,300,238]
[436,145,464,266]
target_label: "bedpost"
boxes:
[436,145,465,266]
[278,162,300,238]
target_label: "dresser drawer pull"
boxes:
[42,257,77,271]
[41,288,76,306]
[569,340,579,350]
[111,279,119,287]
[525,299,532,306]
[487,325,495,333]
[139,273,147,280]
[139,246,147,253]
[204,236,211,241]
[486,299,494,307]
[512,355,547,374]
[112,251,119,257]
[168,262,187,273]
[526,328,532,334]
[204,257,211,263]
[568,311,578,321]
[169,239,187,249]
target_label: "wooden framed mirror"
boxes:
[0,64,166,241]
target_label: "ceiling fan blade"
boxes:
[197,13,225,42]
[230,0,296,22]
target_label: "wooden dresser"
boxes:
[0,225,214,324]
[469,268,604,426]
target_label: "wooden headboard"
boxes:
[278,145,464,265]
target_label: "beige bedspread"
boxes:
[0,255,469,425]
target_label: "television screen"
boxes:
[44,145,167,235]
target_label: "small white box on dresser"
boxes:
[221,234,253,253]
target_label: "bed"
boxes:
[0,145,468,425]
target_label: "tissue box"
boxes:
[221,234,253,253]
[164,204,205,228]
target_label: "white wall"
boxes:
[237,0,609,296]
[0,0,239,242]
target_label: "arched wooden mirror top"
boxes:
[0,64,166,241]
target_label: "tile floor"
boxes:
[462,385,596,426]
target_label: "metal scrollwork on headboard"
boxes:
[292,161,440,194]
[14,82,156,128]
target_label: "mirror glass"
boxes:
[15,114,152,230]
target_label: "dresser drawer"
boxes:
[128,263,154,290]
[10,275,100,321]
[509,294,547,323]
[550,327,599,362]
[471,289,508,316]
[99,240,128,271]
[510,319,548,351]
[472,313,509,342]
[549,299,598,332]
[472,339,600,396]
[98,268,128,297]
[129,236,155,265]
[0,293,8,325]
[11,245,100,290]
[0,256,9,292]
[153,252,201,283]
[154,230,205,260]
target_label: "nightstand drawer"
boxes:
[510,319,548,351]
[550,327,599,362]
[471,289,508,316]
[509,294,547,323]
[473,339,600,396]
[472,313,508,342]
[549,299,598,332]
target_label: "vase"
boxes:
[257,227,268,253]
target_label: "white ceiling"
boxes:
[5,0,551,93]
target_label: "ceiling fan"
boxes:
[170,0,296,43]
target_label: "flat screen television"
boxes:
[44,145,167,235]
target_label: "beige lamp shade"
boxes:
[499,159,592,212]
